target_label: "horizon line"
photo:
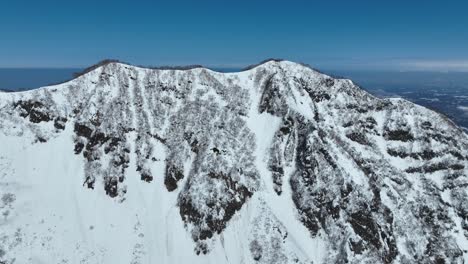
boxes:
[1,58,468,72]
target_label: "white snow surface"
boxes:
[0,60,467,263]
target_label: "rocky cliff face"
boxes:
[0,60,467,264]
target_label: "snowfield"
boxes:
[0,60,467,263]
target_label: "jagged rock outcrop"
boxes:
[0,60,467,264]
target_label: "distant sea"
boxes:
[0,68,81,91]
[1,68,467,130]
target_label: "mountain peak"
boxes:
[0,59,467,263]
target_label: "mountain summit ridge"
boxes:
[0,60,467,264]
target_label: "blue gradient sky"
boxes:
[1,0,468,70]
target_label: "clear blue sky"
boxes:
[1,0,467,71]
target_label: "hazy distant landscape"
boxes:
[2,67,467,130]
[329,70,468,130]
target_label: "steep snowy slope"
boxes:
[0,60,467,264]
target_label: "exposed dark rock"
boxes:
[318,148,336,169]
[421,121,433,129]
[270,164,284,195]
[290,120,323,236]
[321,78,335,88]
[388,148,439,160]
[384,129,414,142]
[410,150,437,160]
[343,121,353,128]
[449,151,465,160]
[37,137,47,143]
[85,131,110,151]
[179,171,253,243]
[113,153,129,168]
[406,162,464,174]
[449,164,465,170]
[429,133,455,144]
[104,137,121,154]
[211,147,220,155]
[346,132,369,145]
[74,142,85,154]
[53,117,67,130]
[349,211,381,250]
[365,117,377,129]
[104,176,119,198]
[74,123,93,138]
[307,90,331,102]
[146,131,166,144]
[83,176,95,189]
[15,100,52,123]
[279,126,290,134]
[140,172,153,182]
[190,139,199,153]
[164,163,184,191]
[387,148,409,158]
[349,239,365,254]
[258,74,285,115]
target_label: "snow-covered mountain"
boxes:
[0,60,467,264]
